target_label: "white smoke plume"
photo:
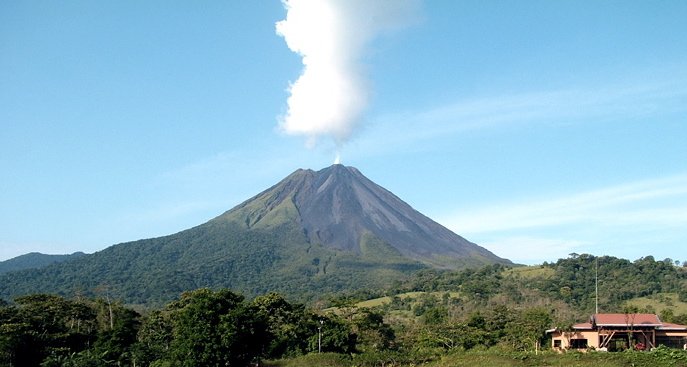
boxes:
[276,0,421,147]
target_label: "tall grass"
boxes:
[264,348,687,367]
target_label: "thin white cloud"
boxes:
[443,175,687,264]
[478,236,588,265]
[350,76,687,158]
[440,174,687,235]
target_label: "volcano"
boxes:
[220,164,506,268]
[0,165,510,304]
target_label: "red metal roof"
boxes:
[659,322,687,330]
[569,314,687,331]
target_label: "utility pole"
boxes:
[318,319,324,353]
[595,257,599,314]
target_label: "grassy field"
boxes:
[265,348,687,367]
[354,291,425,308]
[354,291,461,308]
[504,265,556,279]
[626,293,687,315]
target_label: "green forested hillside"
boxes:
[523,254,687,312]
[382,254,687,323]
[0,252,85,274]
[0,221,426,305]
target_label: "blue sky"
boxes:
[1,1,685,264]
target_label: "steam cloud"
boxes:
[276,0,420,147]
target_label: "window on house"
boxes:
[570,339,588,349]
[553,340,561,348]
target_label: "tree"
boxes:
[9,294,97,365]
[91,300,140,366]
[134,309,174,365]
[165,288,267,367]
[505,308,552,351]
[251,292,311,358]
[486,305,513,341]
[351,309,395,352]
[0,305,33,366]
[309,314,356,354]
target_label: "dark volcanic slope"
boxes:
[215,164,508,268]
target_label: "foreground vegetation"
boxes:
[268,348,687,367]
[2,254,687,366]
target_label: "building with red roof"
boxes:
[548,313,687,351]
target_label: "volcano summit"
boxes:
[0,165,510,304]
